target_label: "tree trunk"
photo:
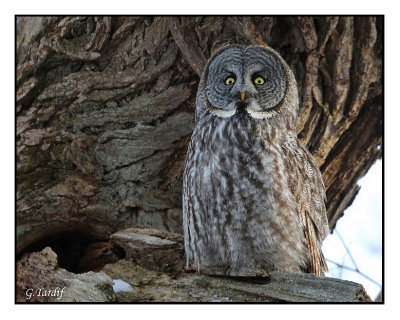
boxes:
[16,16,382,256]
[16,231,372,302]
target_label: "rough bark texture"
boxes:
[16,246,116,302]
[16,229,371,302]
[16,16,382,300]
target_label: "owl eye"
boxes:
[225,77,235,85]
[254,76,265,85]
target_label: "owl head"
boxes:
[196,45,299,130]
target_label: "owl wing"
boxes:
[283,133,329,276]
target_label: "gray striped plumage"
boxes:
[183,45,329,276]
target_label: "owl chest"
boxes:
[188,121,289,215]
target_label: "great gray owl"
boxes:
[182,44,329,277]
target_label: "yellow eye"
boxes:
[254,77,265,85]
[225,77,235,85]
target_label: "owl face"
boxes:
[202,45,287,119]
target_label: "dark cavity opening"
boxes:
[18,231,125,274]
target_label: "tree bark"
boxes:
[16,229,372,302]
[16,16,382,255]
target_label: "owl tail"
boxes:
[304,211,328,277]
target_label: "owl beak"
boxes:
[240,92,246,102]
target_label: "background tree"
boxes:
[16,16,382,261]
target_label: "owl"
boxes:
[182,45,329,277]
